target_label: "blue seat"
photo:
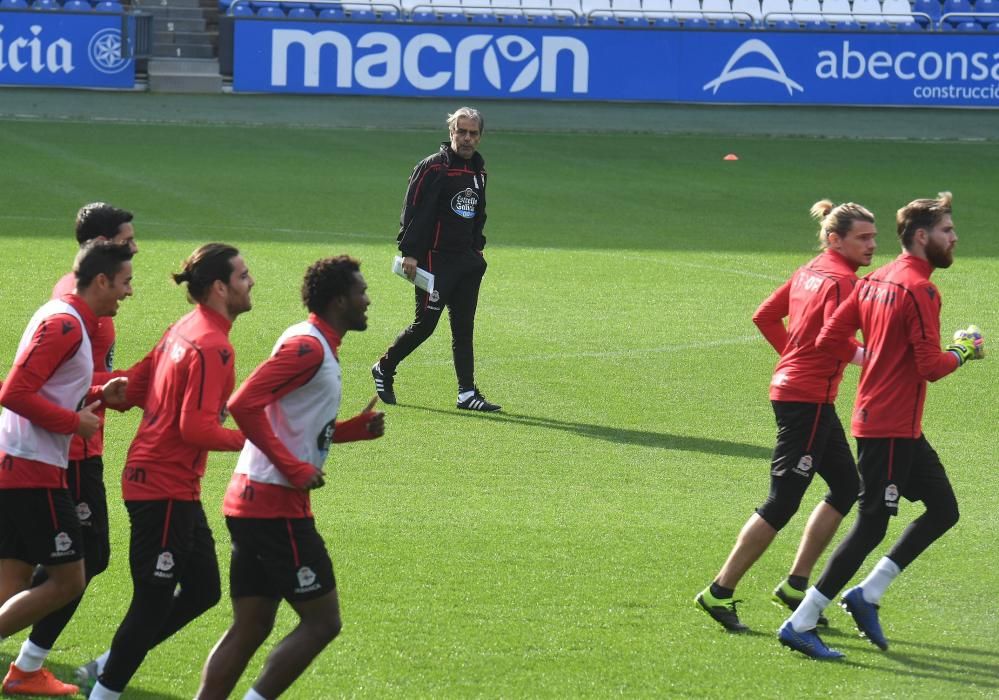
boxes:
[231,3,254,14]
[1,0,29,8]
[973,0,998,23]
[344,7,373,19]
[863,19,888,28]
[895,17,923,27]
[683,16,708,25]
[911,0,940,24]
[532,12,558,22]
[470,10,497,21]
[621,14,649,25]
[941,0,971,23]
[440,10,465,21]
[256,5,284,15]
[773,17,798,26]
[806,18,831,27]
[652,15,679,25]
[410,9,434,20]
[713,16,740,26]
[33,0,60,9]
[378,8,400,19]
[499,11,529,22]
[64,0,91,8]
[288,6,316,16]
[590,12,617,23]
[956,17,982,27]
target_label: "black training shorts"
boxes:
[125,499,218,587]
[0,487,85,566]
[856,435,951,517]
[226,516,336,602]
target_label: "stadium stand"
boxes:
[669,0,702,19]
[820,0,851,22]
[761,0,793,22]
[730,0,763,22]
[852,0,882,22]
[209,0,995,35]
[791,0,823,23]
[702,0,736,21]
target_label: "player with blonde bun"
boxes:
[696,200,877,639]
[782,192,984,659]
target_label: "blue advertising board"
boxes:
[233,21,999,108]
[0,11,134,89]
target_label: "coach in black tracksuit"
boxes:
[372,107,500,412]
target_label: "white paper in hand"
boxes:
[393,256,435,294]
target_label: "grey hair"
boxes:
[447,107,484,134]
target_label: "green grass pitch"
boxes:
[0,112,997,698]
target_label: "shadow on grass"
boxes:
[837,644,999,690]
[401,405,772,461]
[0,657,184,700]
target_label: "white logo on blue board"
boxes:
[703,39,803,95]
[451,188,479,219]
[88,28,129,74]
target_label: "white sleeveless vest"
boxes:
[235,322,341,487]
[0,300,93,468]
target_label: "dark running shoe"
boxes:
[841,586,888,650]
[371,362,396,405]
[778,621,845,660]
[773,580,829,626]
[457,389,501,412]
[695,588,749,632]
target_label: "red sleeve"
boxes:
[816,286,862,363]
[822,278,861,355]
[177,342,245,451]
[907,283,959,381]
[753,281,791,354]
[124,343,159,409]
[333,412,380,443]
[0,315,83,434]
[228,337,323,488]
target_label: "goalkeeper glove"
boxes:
[947,325,985,366]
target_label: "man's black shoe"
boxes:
[457,389,500,412]
[371,362,396,405]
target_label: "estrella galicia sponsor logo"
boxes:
[52,531,74,557]
[88,28,129,74]
[268,30,589,95]
[295,565,321,593]
[0,25,74,76]
[792,454,813,477]
[451,188,479,219]
[155,550,176,578]
[703,39,803,95]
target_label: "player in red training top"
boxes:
[0,242,132,694]
[781,192,985,659]
[1,204,138,698]
[197,255,385,700]
[696,201,877,633]
[82,243,253,700]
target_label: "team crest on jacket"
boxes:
[451,188,479,219]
